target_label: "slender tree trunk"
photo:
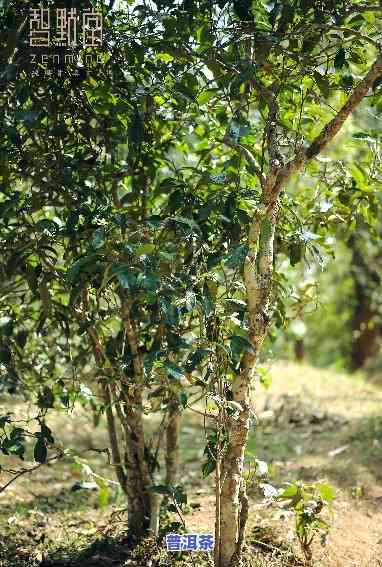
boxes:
[351,289,378,370]
[220,205,276,566]
[82,295,153,540]
[217,52,382,565]
[121,298,153,537]
[165,393,181,487]
[100,381,127,494]
[123,401,152,537]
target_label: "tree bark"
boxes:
[220,204,277,566]
[123,403,152,537]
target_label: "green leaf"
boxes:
[202,459,216,478]
[164,361,184,380]
[316,483,335,503]
[197,89,217,106]
[278,484,298,499]
[313,71,330,98]
[149,484,173,495]
[160,178,183,191]
[289,242,304,266]
[180,391,188,408]
[35,219,59,236]
[34,437,47,464]
[225,244,248,269]
[0,344,12,365]
[334,48,346,69]
[197,23,212,46]
[67,255,97,283]
[341,74,354,90]
[40,423,54,444]
[2,437,25,459]
[94,479,110,508]
[0,415,11,428]
[137,273,159,291]
[156,52,174,63]
[15,330,28,349]
[135,243,155,255]
[112,264,136,290]
[230,335,256,356]
[171,216,201,233]
[98,484,110,508]
[91,228,106,249]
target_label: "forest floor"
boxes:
[0,361,382,567]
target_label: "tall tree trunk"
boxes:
[121,298,153,537]
[348,235,380,370]
[107,379,153,538]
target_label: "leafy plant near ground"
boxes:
[278,481,335,565]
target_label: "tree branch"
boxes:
[0,452,64,494]
[121,298,145,385]
[221,135,266,186]
[323,26,381,50]
[250,76,283,189]
[345,4,381,16]
[267,51,382,204]
[101,380,128,493]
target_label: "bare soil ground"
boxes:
[0,361,381,567]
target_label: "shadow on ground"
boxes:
[249,394,382,492]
